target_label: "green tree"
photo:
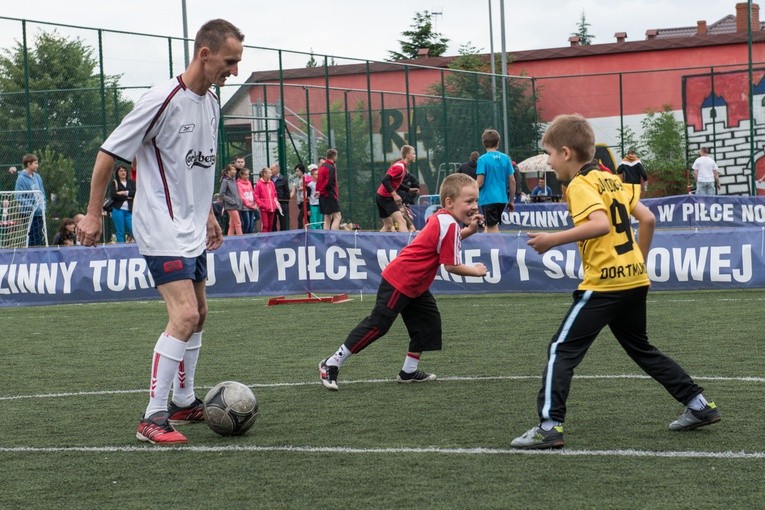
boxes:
[639,105,687,196]
[0,31,133,204]
[615,125,641,158]
[388,11,449,61]
[38,147,79,237]
[572,11,595,45]
[423,44,540,189]
[306,50,318,68]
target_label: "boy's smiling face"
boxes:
[444,182,479,224]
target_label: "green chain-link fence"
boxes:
[1,16,763,240]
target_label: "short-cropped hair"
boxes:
[481,129,500,149]
[440,172,476,204]
[194,19,244,55]
[22,154,37,167]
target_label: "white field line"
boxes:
[0,374,762,460]
[0,374,762,401]
[0,444,762,459]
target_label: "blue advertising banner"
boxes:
[412,195,765,231]
[1,226,763,307]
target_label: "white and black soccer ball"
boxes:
[203,381,259,436]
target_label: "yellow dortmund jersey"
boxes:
[566,164,650,292]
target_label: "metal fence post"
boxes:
[97,29,107,141]
[366,61,375,195]
[22,20,32,152]
[168,37,174,78]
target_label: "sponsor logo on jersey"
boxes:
[179,124,195,134]
[185,149,216,169]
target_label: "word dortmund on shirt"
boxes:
[600,261,646,280]
[595,175,624,194]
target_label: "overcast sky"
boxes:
[0,0,744,58]
[0,0,747,100]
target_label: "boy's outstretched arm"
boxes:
[527,210,610,254]
[630,202,655,261]
[444,262,488,278]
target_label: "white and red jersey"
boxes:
[100,75,220,257]
[376,160,407,198]
[382,209,461,297]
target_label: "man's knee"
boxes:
[196,302,208,326]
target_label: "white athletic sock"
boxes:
[402,352,420,373]
[540,420,561,431]
[686,393,708,411]
[328,344,351,367]
[172,331,202,407]
[145,333,187,417]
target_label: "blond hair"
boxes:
[541,114,595,162]
[400,145,414,159]
[440,173,476,204]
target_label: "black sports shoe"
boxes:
[669,402,721,431]
[396,369,437,383]
[167,397,205,425]
[511,424,565,449]
[319,358,339,391]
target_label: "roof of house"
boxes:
[223,5,765,111]
[654,14,765,39]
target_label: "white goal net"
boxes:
[0,190,48,248]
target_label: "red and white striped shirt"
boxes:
[382,209,461,297]
[377,160,407,198]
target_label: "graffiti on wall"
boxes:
[683,68,765,195]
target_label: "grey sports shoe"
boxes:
[669,402,721,431]
[511,424,565,449]
[396,369,436,383]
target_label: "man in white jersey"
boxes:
[691,147,721,196]
[77,19,244,444]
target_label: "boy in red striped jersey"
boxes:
[377,144,418,232]
[319,173,487,390]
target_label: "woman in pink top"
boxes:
[254,167,279,233]
[236,167,258,234]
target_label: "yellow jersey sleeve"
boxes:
[566,169,649,292]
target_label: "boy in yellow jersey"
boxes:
[511,114,720,449]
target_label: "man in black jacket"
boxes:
[458,151,479,180]
[271,164,291,230]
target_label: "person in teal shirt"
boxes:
[476,129,515,233]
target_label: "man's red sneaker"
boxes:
[136,411,188,444]
[168,397,205,425]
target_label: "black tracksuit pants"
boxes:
[537,286,704,423]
